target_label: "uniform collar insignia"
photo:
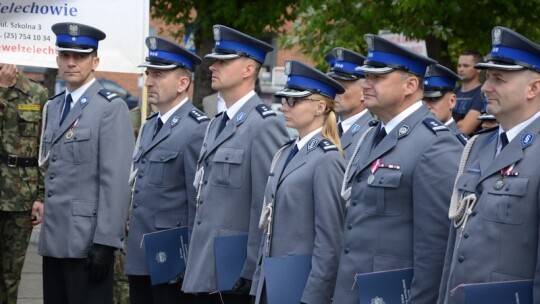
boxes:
[398,125,410,137]
[307,138,319,151]
[80,97,88,107]
[351,124,361,135]
[236,112,247,123]
[521,132,534,147]
[171,116,180,126]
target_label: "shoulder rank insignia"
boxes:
[256,104,277,118]
[319,138,338,152]
[456,132,469,145]
[98,89,121,102]
[189,109,210,123]
[48,91,64,100]
[423,118,449,133]
[368,119,380,127]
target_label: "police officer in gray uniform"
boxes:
[39,23,135,304]
[181,25,289,304]
[327,47,374,161]
[252,60,346,304]
[438,26,540,304]
[423,63,469,145]
[125,36,208,304]
[332,34,462,304]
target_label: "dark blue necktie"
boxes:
[153,118,163,139]
[283,144,299,168]
[60,94,72,125]
[372,126,387,148]
[500,132,509,150]
[216,113,229,138]
[338,122,344,137]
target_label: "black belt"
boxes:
[0,154,38,167]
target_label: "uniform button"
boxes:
[458,255,465,263]
[197,220,202,225]
[199,200,203,205]
[134,189,140,193]
[161,157,165,161]
[351,200,357,206]
[344,248,350,254]
[463,232,470,239]
[74,136,78,140]
[204,180,208,185]
[471,211,477,217]
[138,174,143,178]
[356,175,362,183]
[133,203,138,209]
[52,156,57,162]
[347,224,353,230]
[49,173,56,180]
[92,211,97,216]
[47,191,53,197]
[176,221,180,226]
[142,159,146,164]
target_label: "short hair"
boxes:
[460,50,484,64]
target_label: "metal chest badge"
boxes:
[65,128,74,140]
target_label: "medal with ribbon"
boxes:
[493,163,518,190]
[367,158,401,184]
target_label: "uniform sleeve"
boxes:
[184,120,207,238]
[302,152,346,303]
[241,116,289,280]
[410,133,461,303]
[93,100,135,248]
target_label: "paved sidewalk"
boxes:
[17,227,43,303]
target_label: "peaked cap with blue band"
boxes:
[205,25,273,64]
[275,60,345,99]
[357,34,436,76]
[52,22,105,54]
[327,47,366,81]
[139,36,202,71]
[475,26,540,72]
[325,52,336,68]
[423,64,461,98]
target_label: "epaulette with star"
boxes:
[189,109,210,123]
[319,138,338,152]
[423,118,449,134]
[368,119,380,127]
[98,89,122,102]
[256,104,277,118]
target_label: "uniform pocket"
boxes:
[18,107,40,137]
[155,212,184,229]
[147,149,179,187]
[70,200,97,254]
[366,170,403,216]
[211,147,244,188]
[63,128,92,164]
[482,177,528,225]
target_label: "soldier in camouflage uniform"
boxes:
[0,64,47,304]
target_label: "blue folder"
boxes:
[143,226,189,285]
[214,235,248,291]
[463,280,533,304]
[356,267,413,304]
[264,255,312,304]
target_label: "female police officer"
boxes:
[251,60,346,304]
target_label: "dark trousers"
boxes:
[128,275,190,304]
[190,293,252,304]
[43,256,114,304]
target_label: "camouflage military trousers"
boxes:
[113,250,130,304]
[0,210,33,304]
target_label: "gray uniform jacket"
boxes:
[341,112,373,162]
[125,102,208,275]
[251,134,345,304]
[182,95,289,293]
[38,81,135,258]
[438,118,540,304]
[333,104,462,304]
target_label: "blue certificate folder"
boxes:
[143,226,189,285]
[264,255,312,304]
[463,280,533,304]
[356,267,413,304]
[214,235,248,291]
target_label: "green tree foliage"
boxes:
[151,0,298,105]
[283,0,540,71]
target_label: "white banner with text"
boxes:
[0,0,149,73]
